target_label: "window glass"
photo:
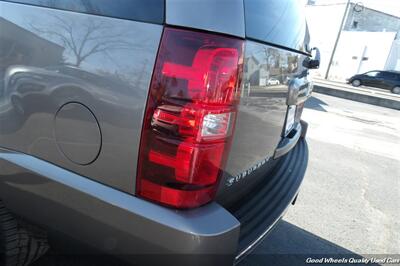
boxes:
[365,71,379,77]
[244,0,310,54]
[3,0,164,24]
[383,72,397,80]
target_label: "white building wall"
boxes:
[385,40,400,71]
[306,3,399,81]
[328,31,396,81]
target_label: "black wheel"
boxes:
[0,201,49,266]
[391,86,400,94]
[351,79,361,87]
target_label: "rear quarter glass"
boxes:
[244,0,310,54]
[2,0,165,24]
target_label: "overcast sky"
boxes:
[308,0,400,17]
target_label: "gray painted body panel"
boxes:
[166,0,245,38]
[0,147,239,264]
[0,2,162,193]
[55,102,102,165]
[218,41,310,202]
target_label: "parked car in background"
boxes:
[266,77,281,86]
[348,70,400,94]
[0,0,319,265]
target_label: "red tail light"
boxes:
[136,28,244,208]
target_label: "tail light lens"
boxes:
[136,28,244,208]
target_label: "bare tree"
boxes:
[30,14,134,67]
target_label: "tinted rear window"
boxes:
[2,0,164,24]
[244,0,310,54]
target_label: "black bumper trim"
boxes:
[228,139,308,262]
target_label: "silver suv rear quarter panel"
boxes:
[0,1,162,193]
[0,147,240,265]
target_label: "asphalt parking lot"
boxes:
[241,93,400,265]
[33,93,400,266]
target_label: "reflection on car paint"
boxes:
[0,4,162,193]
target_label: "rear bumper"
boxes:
[0,148,240,266]
[0,137,308,265]
[229,138,308,262]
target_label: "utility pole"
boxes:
[325,0,351,79]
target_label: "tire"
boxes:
[351,79,361,87]
[391,86,400,94]
[0,201,49,266]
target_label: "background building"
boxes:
[306,1,400,81]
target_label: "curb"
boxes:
[313,84,400,111]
